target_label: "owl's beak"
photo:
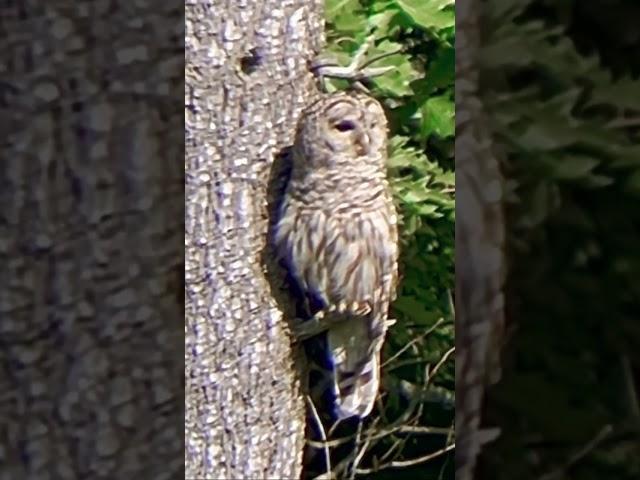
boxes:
[355,132,370,155]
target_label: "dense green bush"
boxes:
[314,1,455,478]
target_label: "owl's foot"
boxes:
[292,311,397,342]
[291,310,334,342]
[292,305,358,341]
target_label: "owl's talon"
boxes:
[291,312,331,342]
[291,309,353,342]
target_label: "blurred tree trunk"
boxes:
[456,0,506,478]
[185,1,324,478]
[1,2,184,479]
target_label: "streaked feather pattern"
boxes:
[274,91,399,419]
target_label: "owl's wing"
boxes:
[304,210,397,419]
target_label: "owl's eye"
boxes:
[334,120,356,132]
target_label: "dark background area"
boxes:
[478,1,640,478]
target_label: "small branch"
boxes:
[426,347,455,386]
[379,436,406,463]
[358,48,404,70]
[306,423,450,450]
[332,418,379,478]
[437,424,455,480]
[606,117,640,129]
[348,420,367,480]
[306,395,332,479]
[382,318,445,368]
[621,355,640,418]
[307,433,356,449]
[355,442,455,474]
[538,424,613,480]
[311,33,398,91]
[396,425,453,435]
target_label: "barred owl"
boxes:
[273,91,399,419]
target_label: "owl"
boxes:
[273,91,399,419]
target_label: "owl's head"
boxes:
[293,92,388,170]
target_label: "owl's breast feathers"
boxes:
[275,188,398,317]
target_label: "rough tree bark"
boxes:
[1,2,183,479]
[456,0,506,479]
[185,1,324,478]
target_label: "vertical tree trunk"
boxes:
[456,0,506,478]
[185,1,324,478]
[1,2,184,479]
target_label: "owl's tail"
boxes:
[326,317,385,419]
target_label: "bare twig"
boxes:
[305,315,454,478]
[438,423,456,480]
[306,395,332,479]
[621,355,640,418]
[355,442,455,474]
[358,48,404,70]
[317,343,454,478]
[538,424,613,480]
[606,116,640,129]
[307,433,357,449]
[426,347,455,387]
[348,420,366,480]
[332,418,380,478]
[379,436,405,463]
[311,33,396,91]
[396,425,453,435]
[382,318,446,368]
[306,423,450,449]
[387,358,430,371]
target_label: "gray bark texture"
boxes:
[1,2,184,479]
[456,0,506,478]
[185,1,324,478]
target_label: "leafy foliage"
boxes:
[478,1,640,478]
[308,1,455,478]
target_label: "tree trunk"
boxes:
[456,0,506,478]
[1,2,183,479]
[185,1,324,478]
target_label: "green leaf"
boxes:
[325,0,366,34]
[546,155,600,180]
[420,93,454,138]
[414,203,440,216]
[367,40,420,96]
[412,45,455,96]
[395,0,455,31]
[401,186,431,203]
[392,296,441,324]
[326,0,358,17]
